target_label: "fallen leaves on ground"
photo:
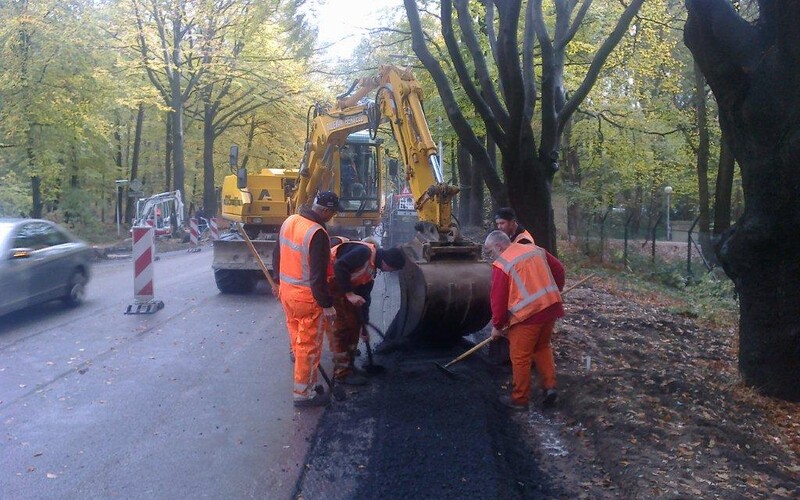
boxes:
[544,274,800,498]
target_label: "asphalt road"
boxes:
[0,249,318,499]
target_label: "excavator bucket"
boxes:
[385,239,492,345]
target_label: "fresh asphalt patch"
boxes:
[294,342,561,499]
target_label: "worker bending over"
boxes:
[494,207,535,245]
[328,240,406,385]
[273,191,342,408]
[484,230,565,410]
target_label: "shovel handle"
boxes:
[237,224,278,290]
[444,335,495,368]
[561,273,596,296]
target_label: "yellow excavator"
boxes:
[215,65,491,344]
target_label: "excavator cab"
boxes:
[328,132,383,239]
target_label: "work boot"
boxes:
[293,391,331,408]
[335,372,368,386]
[499,395,528,412]
[542,389,558,408]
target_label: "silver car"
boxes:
[0,218,92,316]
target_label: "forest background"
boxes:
[0,0,732,251]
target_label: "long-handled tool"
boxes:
[317,364,347,401]
[237,223,279,295]
[434,273,598,378]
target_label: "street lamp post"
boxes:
[664,185,673,241]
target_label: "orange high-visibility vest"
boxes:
[329,241,377,286]
[513,229,535,245]
[278,214,328,300]
[492,243,561,325]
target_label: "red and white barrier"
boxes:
[189,217,199,248]
[209,217,219,241]
[125,226,164,314]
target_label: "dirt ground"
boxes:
[295,271,800,499]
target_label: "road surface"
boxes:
[1,249,317,499]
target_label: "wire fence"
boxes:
[570,212,720,283]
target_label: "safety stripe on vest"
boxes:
[497,246,559,314]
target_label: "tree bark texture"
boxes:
[713,128,736,237]
[686,0,800,400]
[457,142,472,225]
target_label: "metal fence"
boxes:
[571,213,718,281]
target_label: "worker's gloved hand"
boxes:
[490,327,507,340]
[345,292,366,307]
[271,284,280,298]
[323,307,337,322]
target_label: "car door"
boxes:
[29,222,75,302]
[0,224,35,315]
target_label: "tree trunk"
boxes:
[165,113,172,192]
[170,82,186,211]
[713,128,735,237]
[686,0,800,401]
[30,175,42,219]
[469,138,485,227]
[693,62,714,262]
[203,103,217,217]
[457,142,471,224]
[126,104,145,223]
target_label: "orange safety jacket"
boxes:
[329,241,377,287]
[492,243,561,325]
[279,214,328,301]
[512,228,535,245]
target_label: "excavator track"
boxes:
[385,238,492,345]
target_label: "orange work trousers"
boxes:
[508,320,557,405]
[329,292,362,379]
[280,288,325,401]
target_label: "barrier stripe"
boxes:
[132,226,155,303]
[189,218,199,246]
[209,218,219,241]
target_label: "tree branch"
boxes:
[558,0,646,134]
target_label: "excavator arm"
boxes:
[292,65,491,345]
[373,66,460,238]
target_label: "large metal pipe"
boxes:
[385,241,492,345]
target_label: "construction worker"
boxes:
[273,191,343,408]
[328,241,406,385]
[484,230,565,411]
[494,207,535,245]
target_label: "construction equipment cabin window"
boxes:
[339,141,379,212]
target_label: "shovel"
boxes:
[434,273,598,378]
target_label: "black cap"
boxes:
[494,207,517,222]
[379,247,406,270]
[315,191,344,211]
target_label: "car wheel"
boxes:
[63,270,87,307]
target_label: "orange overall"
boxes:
[278,214,329,401]
[512,228,535,245]
[328,241,376,378]
[492,244,563,405]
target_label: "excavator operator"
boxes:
[328,240,406,385]
[273,191,343,408]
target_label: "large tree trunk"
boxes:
[686,0,800,401]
